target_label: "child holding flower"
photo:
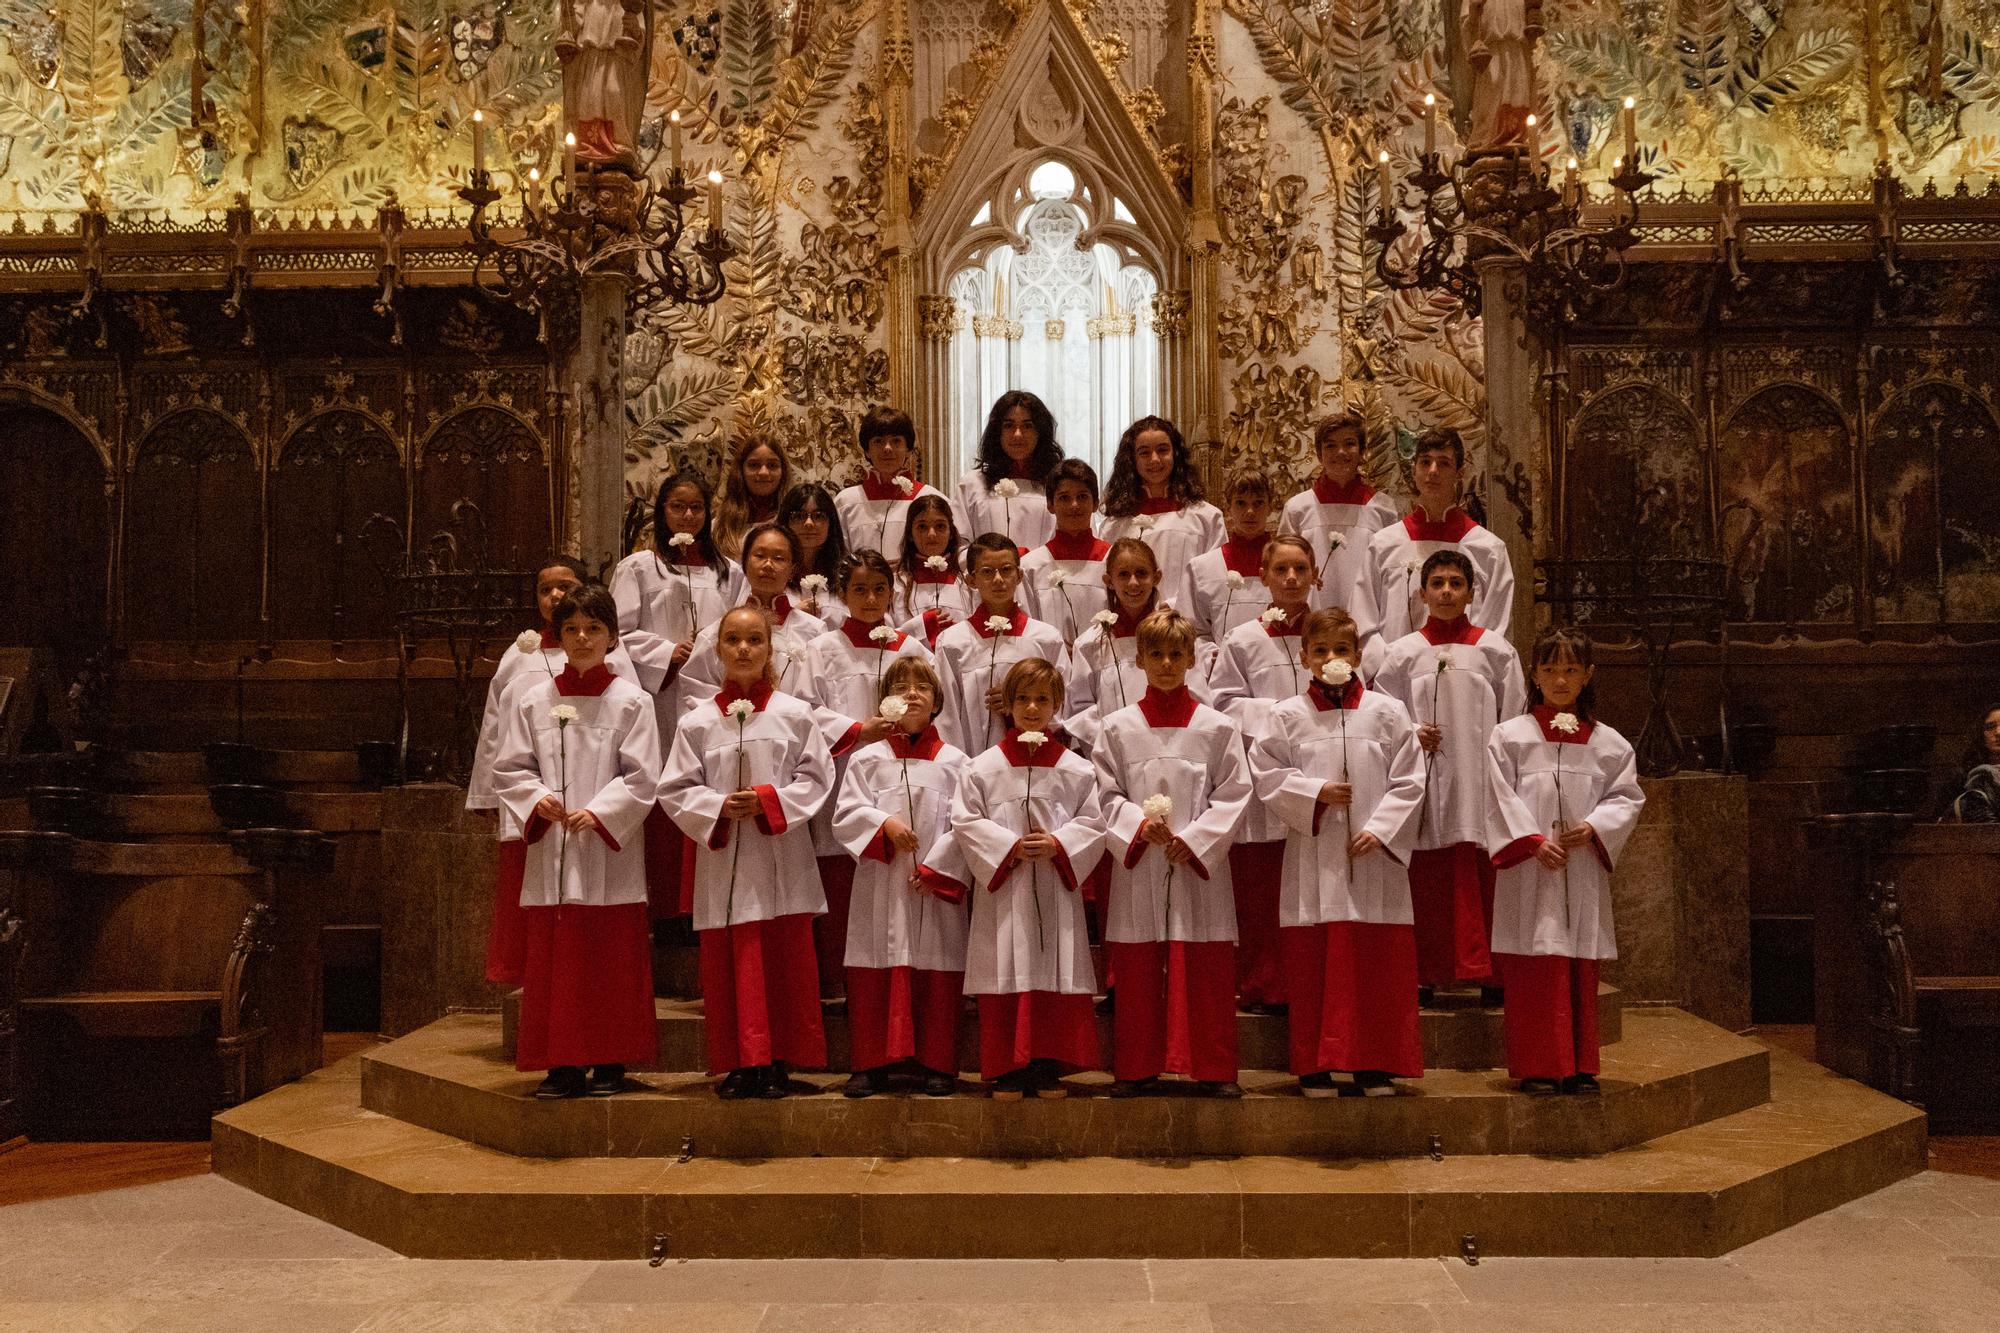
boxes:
[831,657,972,1097]
[834,406,947,566]
[490,585,662,1100]
[893,493,975,645]
[954,391,1065,552]
[1063,537,1169,755]
[1247,608,1428,1097]
[1485,628,1645,1094]
[1187,472,1278,650]
[660,606,836,1100]
[1019,459,1111,646]
[948,658,1106,1099]
[1277,411,1400,616]
[931,533,1068,754]
[1374,550,1526,1001]
[1099,415,1224,614]
[780,482,850,627]
[1092,608,1254,1098]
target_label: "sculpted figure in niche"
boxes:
[1463,0,1533,151]
[562,0,648,168]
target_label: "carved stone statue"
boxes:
[1463,0,1533,152]
[559,0,648,169]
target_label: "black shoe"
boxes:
[1519,1077,1561,1096]
[1201,1080,1244,1099]
[989,1068,1029,1100]
[1030,1059,1069,1099]
[1353,1070,1397,1097]
[533,1066,586,1099]
[586,1064,627,1097]
[1562,1073,1600,1095]
[921,1072,957,1097]
[1417,986,1436,1007]
[1299,1071,1337,1099]
[755,1064,788,1099]
[1095,990,1116,1015]
[1480,986,1505,1009]
[716,1068,756,1100]
[841,1069,881,1099]
[1108,1076,1158,1099]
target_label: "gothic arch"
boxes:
[1564,384,1706,561]
[1868,379,2000,624]
[416,406,552,570]
[1717,383,1854,625]
[272,410,404,643]
[126,410,262,645]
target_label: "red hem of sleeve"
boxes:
[1123,835,1148,870]
[861,826,894,864]
[525,812,553,845]
[832,723,863,758]
[1052,844,1079,893]
[706,818,732,851]
[989,846,1021,892]
[752,783,787,836]
[587,812,619,851]
[1493,834,1545,869]
[916,864,969,903]
[1174,839,1210,881]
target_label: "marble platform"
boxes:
[1613,773,1753,1029]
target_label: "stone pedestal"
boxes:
[378,784,506,1036]
[1608,772,1752,1030]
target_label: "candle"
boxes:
[471,108,485,177]
[526,165,541,211]
[1376,149,1393,209]
[564,130,577,182]
[1566,156,1579,203]
[669,109,682,174]
[1422,92,1436,159]
[1622,96,1637,165]
[706,168,723,229]
[1525,113,1540,163]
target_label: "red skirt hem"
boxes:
[974,990,1099,1078]
[515,902,659,1071]
[846,965,964,1075]
[1281,920,1423,1078]
[699,913,827,1074]
[485,839,529,985]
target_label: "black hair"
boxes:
[1962,703,2000,770]
[1525,626,1598,716]
[963,531,1021,576]
[739,520,804,573]
[1102,415,1205,518]
[653,469,727,571]
[535,554,590,583]
[1420,549,1476,592]
[838,548,896,597]
[1048,457,1101,505]
[551,584,619,633]
[859,404,916,454]
[1412,426,1466,469]
[897,493,962,607]
[975,390,1063,487]
[777,482,848,584]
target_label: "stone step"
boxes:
[362,1007,1766,1161]
[501,987,1625,1076]
[211,1040,1925,1260]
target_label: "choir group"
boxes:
[466,391,1645,1105]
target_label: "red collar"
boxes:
[747,593,792,625]
[841,617,906,651]
[888,726,943,761]
[1263,606,1307,638]
[861,471,918,502]
[1531,704,1596,744]
[1313,475,1376,505]
[998,729,1065,767]
[1220,532,1269,576]
[715,679,774,713]
[1137,496,1180,515]
[1419,616,1484,646]
[1046,530,1109,562]
[913,564,957,585]
[538,624,560,649]
[1308,679,1366,711]
[971,606,1028,638]
[1138,685,1197,727]
[1110,606,1146,638]
[1403,507,1478,543]
[555,663,614,696]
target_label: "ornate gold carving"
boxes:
[1087,313,1134,338]
[1043,318,1066,340]
[1151,290,1190,336]
[972,314,1024,339]
[918,295,963,341]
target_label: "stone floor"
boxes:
[4,1167,2000,1332]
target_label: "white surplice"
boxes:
[467,635,634,825]
[1362,508,1515,646]
[954,472,1053,551]
[832,733,973,971]
[1372,622,1526,850]
[1100,502,1226,612]
[930,608,1070,755]
[1277,478,1401,615]
[1019,535,1111,645]
[802,621,933,856]
[834,477,949,565]
[670,600,827,724]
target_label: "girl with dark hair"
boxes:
[712,436,793,564]
[1486,627,1644,1095]
[1063,537,1164,754]
[893,493,974,644]
[954,391,1066,552]
[670,522,828,740]
[779,482,849,626]
[615,470,745,705]
[1099,415,1224,614]
[1951,705,2000,821]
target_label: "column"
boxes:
[562,270,631,576]
[1474,252,1542,656]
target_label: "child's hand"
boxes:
[670,641,693,669]
[1349,830,1382,859]
[1418,723,1443,752]
[883,818,921,854]
[534,795,567,822]
[1317,781,1353,807]
[563,808,598,834]
[1164,838,1195,866]
[909,869,934,896]
[1535,840,1569,870]
[1558,821,1596,850]
[1016,831,1060,862]
[984,686,1006,714]
[858,716,897,743]
[1140,818,1174,846]
[720,789,762,820]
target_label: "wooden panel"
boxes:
[270,411,404,643]
[416,407,550,570]
[0,406,107,656]
[124,410,262,644]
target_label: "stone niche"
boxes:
[1608,773,1752,1031]
[379,784,508,1036]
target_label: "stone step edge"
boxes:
[358,1008,1768,1163]
[212,1048,1923,1260]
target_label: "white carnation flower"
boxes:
[1552,711,1581,734]
[551,704,580,723]
[799,574,829,595]
[725,699,756,721]
[1017,729,1047,748]
[667,532,694,549]
[896,475,917,497]
[1142,793,1174,825]
[1225,571,1245,589]
[925,555,949,572]
[1320,659,1355,686]
[879,695,910,722]
[869,625,897,644]
[985,615,1011,633]
[1259,607,1288,625]
[1093,610,1119,627]
[1435,647,1454,670]
[515,630,542,653]
[993,479,1020,499]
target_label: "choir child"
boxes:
[1019,458,1111,646]
[932,533,1069,755]
[1093,608,1253,1098]
[1362,426,1515,648]
[1099,415,1224,613]
[1486,628,1644,1094]
[1248,608,1428,1096]
[802,550,933,997]
[894,493,974,646]
[1063,537,1163,754]
[835,405,947,565]
[491,585,662,1099]
[954,390,1064,552]
[660,606,835,1100]
[1277,411,1400,616]
[1187,471,1277,649]
[711,435,792,566]
[948,658,1106,1099]
[1205,534,1319,1013]
[673,522,827,720]
[831,657,972,1097]
[780,482,849,628]
[469,557,631,982]
[1373,550,1526,1001]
